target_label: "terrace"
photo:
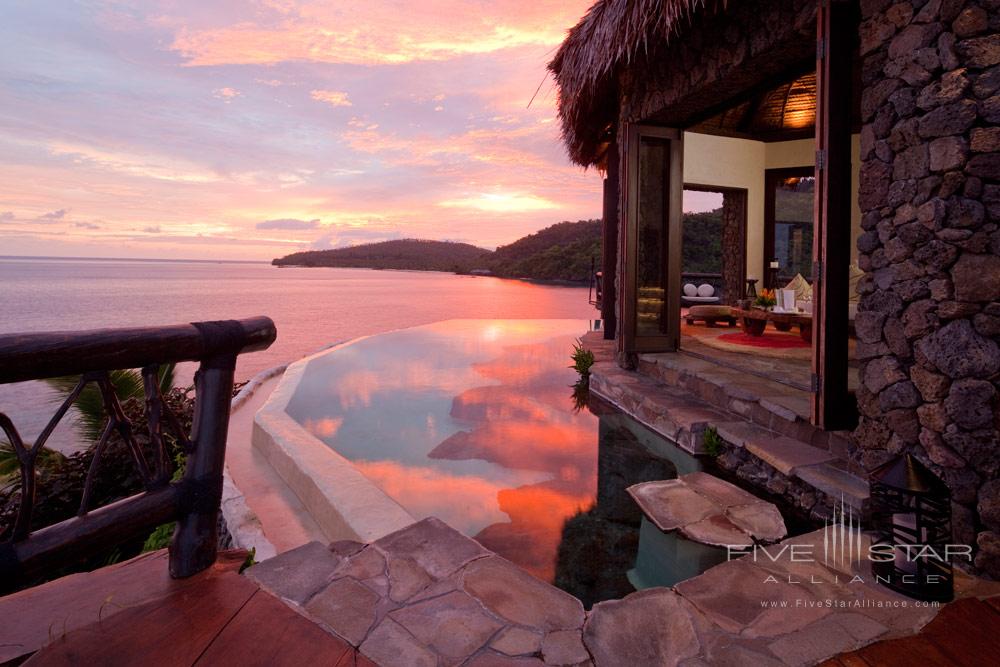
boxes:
[2,318,999,665]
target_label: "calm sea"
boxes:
[0,257,596,452]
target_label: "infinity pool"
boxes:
[285,319,599,580]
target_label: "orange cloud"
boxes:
[310,89,352,107]
[170,2,591,67]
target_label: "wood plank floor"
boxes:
[823,597,1000,667]
[2,550,367,666]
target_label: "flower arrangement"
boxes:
[753,289,777,310]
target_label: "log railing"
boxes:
[0,317,276,588]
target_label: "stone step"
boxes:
[714,421,868,511]
[636,352,855,462]
[590,362,730,455]
[589,360,870,513]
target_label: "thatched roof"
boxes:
[549,0,717,167]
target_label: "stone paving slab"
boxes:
[246,516,998,666]
[628,473,787,547]
[745,435,837,476]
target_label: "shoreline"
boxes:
[273,263,592,288]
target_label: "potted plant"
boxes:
[753,289,776,311]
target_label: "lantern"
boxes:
[870,454,953,602]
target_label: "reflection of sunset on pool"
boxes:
[285,320,598,580]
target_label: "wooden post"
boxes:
[812,0,854,429]
[602,134,620,340]
[168,354,236,578]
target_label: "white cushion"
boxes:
[683,283,698,297]
[784,273,813,302]
[696,283,715,298]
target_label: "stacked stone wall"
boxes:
[855,0,1000,576]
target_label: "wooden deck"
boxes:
[1,550,369,666]
[823,597,1000,667]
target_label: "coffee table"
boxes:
[734,308,813,342]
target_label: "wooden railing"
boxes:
[0,317,276,588]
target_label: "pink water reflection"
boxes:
[287,319,598,581]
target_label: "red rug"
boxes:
[716,332,811,349]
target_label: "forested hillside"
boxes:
[272,219,604,283]
[272,239,491,272]
[489,220,601,282]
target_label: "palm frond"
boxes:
[42,364,176,444]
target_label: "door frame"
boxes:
[622,123,684,355]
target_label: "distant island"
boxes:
[272,219,602,283]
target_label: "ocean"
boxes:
[0,257,596,452]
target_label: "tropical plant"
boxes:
[570,342,595,377]
[44,365,174,442]
[702,426,724,457]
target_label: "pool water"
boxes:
[286,319,600,581]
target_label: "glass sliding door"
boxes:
[623,125,683,353]
[765,167,815,286]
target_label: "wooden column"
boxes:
[602,134,620,340]
[812,0,854,429]
[169,355,236,578]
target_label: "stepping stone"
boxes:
[627,474,787,590]
[628,473,787,547]
[583,588,701,666]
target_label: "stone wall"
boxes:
[854,0,1000,577]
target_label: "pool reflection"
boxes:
[287,320,599,581]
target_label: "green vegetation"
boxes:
[272,239,491,273]
[570,341,596,377]
[682,208,723,275]
[702,426,724,457]
[271,219,604,283]
[488,220,601,282]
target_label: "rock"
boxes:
[855,311,888,343]
[921,429,966,467]
[929,136,968,171]
[626,479,717,531]
[917,401,949,432]
[879,381,922,410]
[918,100,977,137]
[375,517,489,580]
[338,545,386,581]
[911,365,951,401]
[945,379,997,430]
[390,590,504,663]
[946,197,985,228]
[978,479,1000,533]
[584,589,700,667]
[975,531,1000,579]
[491,627,543,657]
[957,34,1000,68]
[387,556,433,603]
[953,7,988,37]
[943,430,1000,477]
[246,541,343,604]
[971,127,1000,152]
[305,577,379,646]
[462,556,585,631]
[902,299,937,338]
[541,630,589,666]
[360,618,438,667]
[863,357,907,393]
[966,152,1000,178]
[917,68,969,110]
[893,144,929,179]
[917,319,1000,378]
[951,253,1000,302]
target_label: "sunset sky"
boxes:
[0,1,601,260]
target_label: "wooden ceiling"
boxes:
[691,71,818,142]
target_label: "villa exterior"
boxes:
[551,0,1000,577]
